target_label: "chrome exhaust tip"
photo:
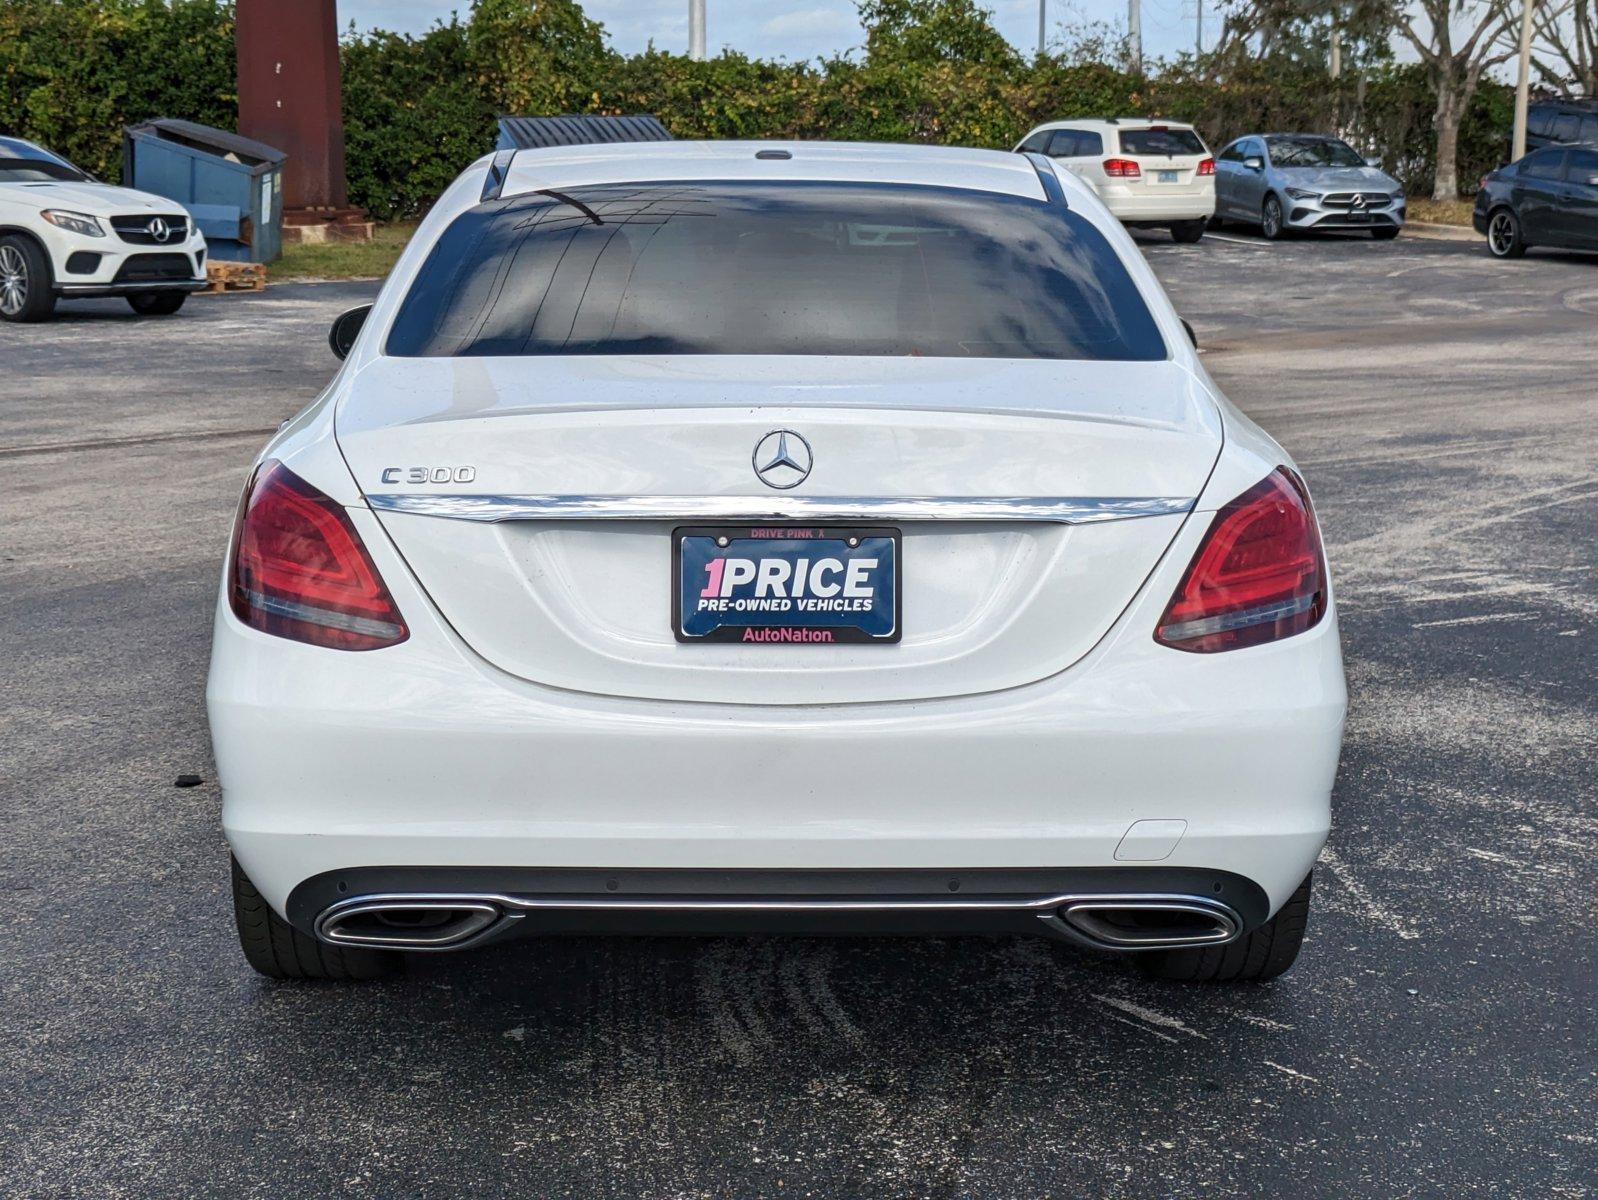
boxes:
[1055,898,1240,949]
[316,898,503,950]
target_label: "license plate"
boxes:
[1347,211,1372,222]
[1157,170,1179,184]
[674,526,901,644]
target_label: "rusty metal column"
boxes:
[235,0,352,215]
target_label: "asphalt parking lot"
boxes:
[3,229,1595,1198]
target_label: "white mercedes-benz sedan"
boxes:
[208,141,1345,984]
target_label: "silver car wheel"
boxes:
[0,245,27,316]
[1261,197,1284,240]
[1488,211,1516,256]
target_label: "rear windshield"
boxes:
[1118,128,1206,156]
[385,181,1166,361]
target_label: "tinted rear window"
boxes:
[1568,147,1598,176]
[1521,149,1567,179]
[387,181,1166,361]
[1118,128,1206,156]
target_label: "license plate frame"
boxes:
[672,525,902,645]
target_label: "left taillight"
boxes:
[1197,157,1216,176]
[1154,468,1327,654]
[229,460,408,651]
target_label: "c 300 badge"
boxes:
[380,465,476,484]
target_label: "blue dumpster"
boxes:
[122,119,286,263]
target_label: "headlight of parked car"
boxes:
[41,210,106,238]
[1284,187,1319,201]
[1389,192,1406,204]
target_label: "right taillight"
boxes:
[229,460,408,651]
[1154,468,1327,653]
[1104,158,1142,178]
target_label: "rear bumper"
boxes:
[292,866,1267,951]
[1472,197,1492,233]
[1100,188,1215,223]
[211,505,1346,934]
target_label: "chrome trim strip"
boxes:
[318,900,502,949]
[1050,899,1239,947]
[314,890,1242,952]
[365,493,1194,525]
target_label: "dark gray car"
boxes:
[1214,134,1405,240]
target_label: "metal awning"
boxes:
[495,114,673,152]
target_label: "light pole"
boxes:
[1129,0,1142,72]
[1038,0,1046,58]
[689,0,706,61]
[1512,0,1537,161]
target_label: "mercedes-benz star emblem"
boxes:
[752,430,813,490]
[147,217,171,243]
[1352,194,1366,210]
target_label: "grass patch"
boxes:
[275,222,417,281]
[1405,198,1475,227]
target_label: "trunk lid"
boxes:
[338,355,1220,705]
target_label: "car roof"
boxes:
[498,140,1055,202]
[1532,97,1598,111]
[1025,118,1196,135]
[0,135,53,159]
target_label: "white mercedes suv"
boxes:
[208,141,1345,985]
[0,136,207,321]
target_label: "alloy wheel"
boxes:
[1262,198,1283,239]
[1488,211,1515,256]
[0,245,27,316]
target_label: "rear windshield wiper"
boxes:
[538,189,605,226]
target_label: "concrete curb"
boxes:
[1404,221,1479,242]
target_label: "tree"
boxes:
[1397,0,1518,197]
[467,0,611,116]
[1210,0,1399,71]
[1523,0,1597,95]
[857,0,1020,68]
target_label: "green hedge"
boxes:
[0,0,236,180]
[0,0,1512,221]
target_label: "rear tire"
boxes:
[232,856,401,981]
[127,291,187,316]
[1260,195,1286,240]
[0,234,56,322]
[1137,872,1313,983]
[1486,207,1526,258]
[1171,219,1206,244]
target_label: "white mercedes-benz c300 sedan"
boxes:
[208,141,1345,984]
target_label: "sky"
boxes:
[339,0,1212,64]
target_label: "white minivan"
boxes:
[1015,118,1216,242]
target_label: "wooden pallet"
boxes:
[198,260,266,294]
